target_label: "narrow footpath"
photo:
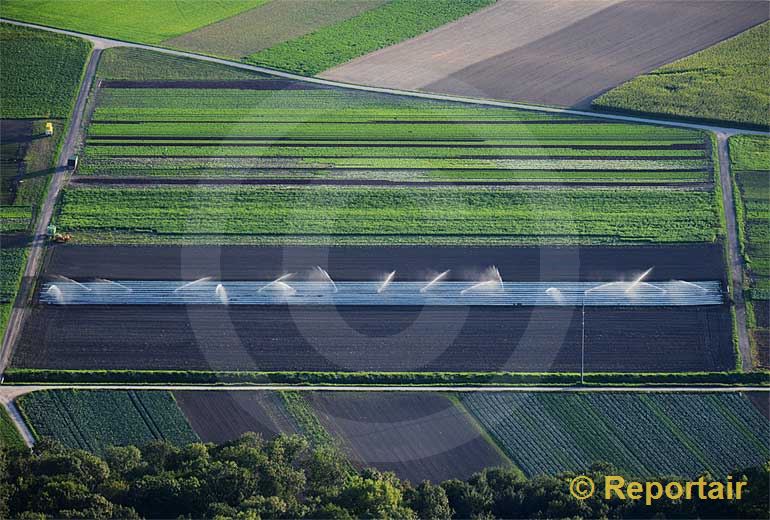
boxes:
[716,132,752,370]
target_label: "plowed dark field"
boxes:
[12,304,732,373]
[307,392,507,483]
[322,0,770,108]
[43,244,725,282]
[173,391,297,444]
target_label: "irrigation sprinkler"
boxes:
[377,271,396,294]
[420,270,450,293]
[174,276,212,292]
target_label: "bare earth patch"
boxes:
[321,0,769,108]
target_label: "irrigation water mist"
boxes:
[625,267,654,294]
[420,270,450,293]
[258,273,295,293]
[313,266,338,293]
[378,271,397,294]
[545,287,565,304]
[95,278,131,291]
[174,276,213,292]
[46,284,63,304]
[461,266,503,295]
[51,275,90,291]
[215,283,228,305]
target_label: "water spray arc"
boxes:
[377,271,396,294]
[420,270,450,293]
[174,276,212,292]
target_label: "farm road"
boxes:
[717,132,751,370]
[0,47,102,374]
[0,18,764,375]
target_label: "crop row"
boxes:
[94,88,543,115]
[0,205,32,232]
[0,247,27,302]
[461,392,769,477]
[56,185,718,244]
[88,121,704,142]
[17,389,199,454]
[84,145,705,159]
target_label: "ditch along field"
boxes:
[14,390,770,482]
[12,244,734,374]
[321,1,769,109]
[730,136,770,368]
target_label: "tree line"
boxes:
[1,434,767,519]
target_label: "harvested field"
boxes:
[462,392,770,477]
[43,245,727,282]
[165,0,389,58]
[174,391,297,444]
[307,392,507,483]
[12,305,733,373]
[321,1,770,108]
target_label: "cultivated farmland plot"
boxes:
[462,392,770,478]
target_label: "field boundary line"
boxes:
[1,18,769,138]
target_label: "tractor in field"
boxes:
[46,224,71,243]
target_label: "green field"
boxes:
[247,0,494,75]
[56,184,718,245]
[82,86,710,183]
[730,135,769,367]
[165,0,389,58]
[96,47,272,81]
[0,405,25,450]
[0,23,90,118]
[17,389,198,453]
[593,21,770,128]
[462,392,770,478]
[0,0,267,44]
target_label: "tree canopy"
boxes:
[1,434,767,519]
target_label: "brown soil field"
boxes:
[164,0,388,58]
[42,244,726,282]
[748,392,770,420]
[321,0,770,108]
[173,391,297,444]
[307,392,508,483]
[12,305,733,373]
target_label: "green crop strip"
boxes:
[0,24,91,118]
[16,389,199,454]
[246,0,495,75]
[593,21,770,128]
[56,184,718,245]
[462,392,770,478]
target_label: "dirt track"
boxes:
[321,0,770,108]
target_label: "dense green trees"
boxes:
[1,434,768,519]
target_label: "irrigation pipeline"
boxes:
[39,280,723,306]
